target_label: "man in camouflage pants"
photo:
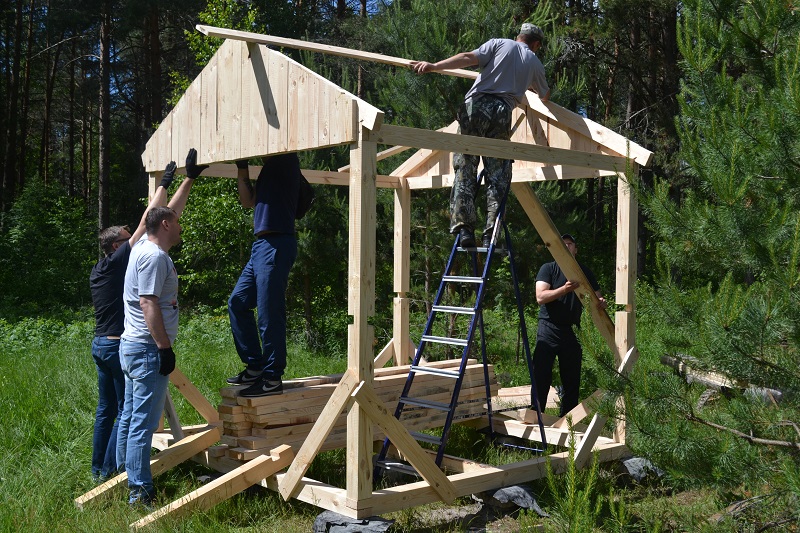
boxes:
[412,23,550,248]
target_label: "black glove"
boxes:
[160,161,177,189]
[158,347,176,376]
[235,159,249,170]
[185,148,208,180]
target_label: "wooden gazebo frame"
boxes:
[78,26,652,525]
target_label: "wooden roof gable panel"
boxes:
[143,39,383,172]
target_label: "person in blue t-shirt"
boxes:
[226,153,302,398]
[411,23,550,248]
[533,233,607,417]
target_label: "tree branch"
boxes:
[687,414,800,449]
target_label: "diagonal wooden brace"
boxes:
[278,369,359,500]
[352,382,456,503]
[511,182,619,360]
[74,425,221,509]
[130,444,294,529]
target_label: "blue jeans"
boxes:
[116,339,169,504]
[91,336,125,478]
[228,234,297,380]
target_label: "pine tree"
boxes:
[633,0,800,514]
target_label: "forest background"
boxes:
[0,0,799,530]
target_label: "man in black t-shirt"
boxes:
[532,233,607,417]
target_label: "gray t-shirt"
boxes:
[122,237,179,345]
[464,38,549,108]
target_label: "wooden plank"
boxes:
[573,413,607,469]
[217,39,242,161]
[267,46,289,153]
[130,445,293,529]
[74,426,221,509]
[373,339,395,369]
[511,182,619,359]
[616,170,638,310]
[242,42,270,158]
[364,442,628,517]
[524,92,652,166]
[392,298,411,366]
[278,370,359,500]
[369,125,628,173]
[163,390,185,441]
[200,53,219,164]
[552,390,603,429]
[170,367,219,423]
[351,382,457,503]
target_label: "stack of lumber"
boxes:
[214,359,497,463]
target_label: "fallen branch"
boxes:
[661,355,783,404]
[687,414,800,449]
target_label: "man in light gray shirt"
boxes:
[116,149,205,506]
[411,23,550,248]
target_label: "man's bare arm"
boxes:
[140,295,171,349]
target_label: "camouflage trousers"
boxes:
[450,94,513,238]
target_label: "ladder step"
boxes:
[410,365,461,378]
[374,461,419,477]
[410,431,443,445]
[442,275,483,284]
[420,335,468,347]
[431,305,475,315]
[400,396,451,412]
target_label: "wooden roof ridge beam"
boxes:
[511,182,619,359]
[524,92,653,167]
[195,26,652,168]
[368,125,628,172]
[197,25,386,131]
[197,25,478,81]
[351,381,457,503]
[130,445,294,529]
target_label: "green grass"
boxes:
[0,311,770,531]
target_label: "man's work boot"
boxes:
[458,227,476,248]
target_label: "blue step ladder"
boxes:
[374,174,548,477]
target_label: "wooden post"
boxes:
[346,125,377,512]
[614,167,638,442]
[392,173,412,366]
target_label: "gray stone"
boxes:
[621,457,664,483]
[313,510,394,533]
[473,485,549,517]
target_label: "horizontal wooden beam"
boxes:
[403,166,618,189]
[367,125,629,172]
[364,442,628,517]
[180,164,401,188]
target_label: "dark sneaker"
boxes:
[482,234,493,248]
[226,369,262,386]
[239,377,283,398]
[458,227,476,249]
